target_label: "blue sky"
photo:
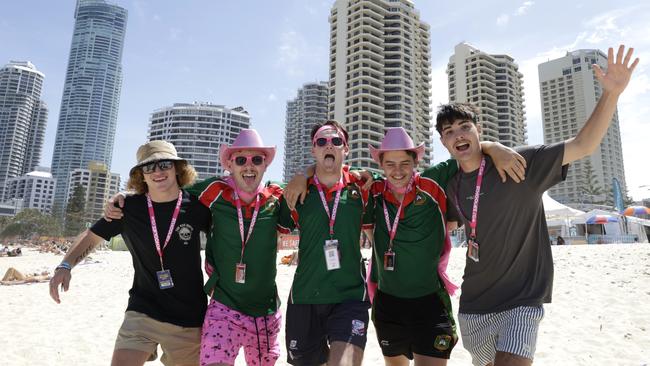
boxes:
[1,0,648,199]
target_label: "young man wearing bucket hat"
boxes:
[365,127,525,366]
[278,120,375,366]
[438,45,638,366]
[49,140,212,366]
[105,129,290,365]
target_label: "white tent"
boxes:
[543,192,584,242]
[543,192,584,217]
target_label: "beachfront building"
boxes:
[539,49,626,209]
[4,168,56,214]
[50,0,128,215]
[446,42,527,147]
[0,61,48,201]
[283,82,328,181]
[328,0,433,170]
[148,103,251,179]
[67,161,120,224]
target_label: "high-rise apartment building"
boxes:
[328,0,432,170]
[4,167,56,214]
[539,49,626,208]
[447,42,527,147]
[67,161,120,223]
[51,0,127,213]
[0,61,48,200]
[148,103,251,179]
[283,82,328,181]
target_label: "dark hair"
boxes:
[127,160,197,194]
[310,120,349,142]
[435,103,480,135]
[379,150,417,163]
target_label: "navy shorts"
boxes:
[285,300,370,365]
[372,290,458,359]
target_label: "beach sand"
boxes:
[1,244,648,366]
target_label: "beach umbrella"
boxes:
[586,215,619,224]
[622,206,650,216]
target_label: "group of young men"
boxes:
[48,45,637,366]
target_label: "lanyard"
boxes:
[146,191,183,269]
[234,189,261,264]
[313,174,343,238]
[382,174,415,251]
[454,157,486,240]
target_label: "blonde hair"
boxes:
[127,160,198,194]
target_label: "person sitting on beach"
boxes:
[7,247,22,257]
[1,267,50,285]
[438,45,638,366]
[49,140,211,366]
[364,127,525,366]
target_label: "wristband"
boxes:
[56,261,72,271]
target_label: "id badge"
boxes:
[324,239,340,270]
[383,250,395,271]
[156,269,174,289]
[467,239,480,262]
[235,263,247,284]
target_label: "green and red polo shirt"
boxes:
[186,178,291,317]
[278,166,374,304]
[370,159,458,298]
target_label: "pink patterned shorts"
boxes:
[200,299,281,366]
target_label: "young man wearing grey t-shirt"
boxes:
[437,45,638,366]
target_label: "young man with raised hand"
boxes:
[278,120,374,366]
[438,45,638,366]
[49,140,211,366]
[366,127,525,366]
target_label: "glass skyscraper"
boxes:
[51,0,127,213]
[0,61,48,201]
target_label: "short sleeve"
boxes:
[421,159,459,187]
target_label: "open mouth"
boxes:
[152,176,168,183]
[242,172,257,185]
[455,142,470,152]
[324,154,335,161]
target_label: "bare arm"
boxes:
[48,230,105,303]
[563,45,639,165]
[481,141,527,183]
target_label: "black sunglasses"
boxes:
[142,160,174,174]
[315,137,344,147]
[232,155,265,166]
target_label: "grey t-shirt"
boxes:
[447,143,568,314]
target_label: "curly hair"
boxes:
[435,103,481,135]
[126,160,198,194]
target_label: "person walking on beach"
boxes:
[49,141,211,366]
[438,45,638,366]
[365,127,525,366]
[278,120,374,366]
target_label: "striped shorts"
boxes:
[458,306,544,366]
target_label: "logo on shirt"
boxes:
[351,319,366,336]
[434,334,452,351]
[348,187,361,200]
[176,224,193,244]
[414,193,427,206]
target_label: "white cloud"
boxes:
[516,1,535,16]
[268,93,277,101]
[276,31,304,76]
[169,27,182,41]
[496,14,510,26]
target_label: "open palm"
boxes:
[594,45,640,95]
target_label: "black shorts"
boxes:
[285,300,370,365]
[372,290,458,359]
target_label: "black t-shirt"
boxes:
[91,190,211,327]
[446,143,568,314]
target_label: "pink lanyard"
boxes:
[382,175,415,251]
[234,189,261,264]
[313,174,343,238]
[146,191,183,269]
[454,157,486,240]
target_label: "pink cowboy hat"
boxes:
[219,129,276,169]
[369,127,425,163]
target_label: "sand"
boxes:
[1,244,648,366]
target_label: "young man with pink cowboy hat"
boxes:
[105,130,292,366]
[366,127,525,366]
[185,129,292,366]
